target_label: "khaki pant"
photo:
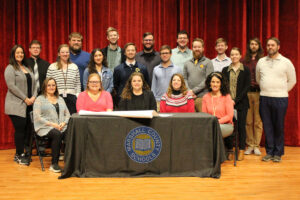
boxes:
[156,101,160,112]
[246,92,263,148]
[194,97,202,112]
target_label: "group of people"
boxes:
[4,27,296,173]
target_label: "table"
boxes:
[60,113,226,179]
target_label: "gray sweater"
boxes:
[4,64,37,117]
[183,56,214,97]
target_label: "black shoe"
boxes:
[15,154,29,165]
[49,163,61,173]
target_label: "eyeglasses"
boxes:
[143,39,153,42]
[160,52,171,55]
[89,81,100,84]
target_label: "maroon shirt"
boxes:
[242,58,259,90]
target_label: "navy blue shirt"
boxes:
[70,50,90,90]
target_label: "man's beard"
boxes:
[193,51,203,60]
[143,44,154,52]
[268,49,278,56]
[70,46,81,54]
[250,48,258,54]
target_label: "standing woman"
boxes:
[83,48,113,92]
[4,45,37,165]
[118,72,156,110]
[222,47,251,161]
[160,73,195,113]
[47,44,81,114]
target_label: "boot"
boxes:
[238,150,244,161]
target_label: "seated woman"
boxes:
[118,72,157,110]
[76,73,113,112]
[160,73,195,113]
[33,77,70,173]
[202,72,234,139]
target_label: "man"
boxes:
[113,43,150,105]
[102,27,126,71]
[151,45,182,111]
[136,32,161,86]
[242,38,264,156]
[26,40,50,95]
[69,32,90,90]
[171,30,193,71]
[183,38,214,112]
[211,38,231,72]
[256,37,296,162]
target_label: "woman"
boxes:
[118,72,156,110]
[83,48,113,92]
[77,73,113,112]
[46,44,81,115]
[222,47,251,161]
[202,72,234,159]
[4,45,37,165]
[33,78,70,173]
[160,73,194,113]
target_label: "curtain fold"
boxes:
[0,0,299,149]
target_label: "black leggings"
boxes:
[9,115,30,155]
[61,94,77,115]
[46,128,65,164]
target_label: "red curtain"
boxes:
[0,0,299,149]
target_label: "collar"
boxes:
[108,46,120,52]
[175,46,190,54]
[70,50,82,56]
[192,56,205,62]
[214,55,230,62]
[158,63,174,68]
[266,53,282,61]
[141,50,156,56]
[125,60,136,67]
[228,63,244,72]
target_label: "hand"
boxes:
[59,122,66,130]
[188,90,196,98]
[232,100,235,105]
[24,98,32,106]
[29,96,36,104]
[52,123,61,131]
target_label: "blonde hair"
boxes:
[56,44,71,70]
[106,27,118,36]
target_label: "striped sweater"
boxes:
[160,93,195,113]
[46,62,81,96]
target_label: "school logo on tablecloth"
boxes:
[125,126,162,163]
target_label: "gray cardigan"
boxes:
[4,64,37,117]
[33,95,70,137]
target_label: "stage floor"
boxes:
[0,147,299,200]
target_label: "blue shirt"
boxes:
[83,67,114,93]
[171,47,193,71]
[70,50,90,90]
[151,63,182,101]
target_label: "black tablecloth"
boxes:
[60,113,226,179]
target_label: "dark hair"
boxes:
[41,77,59,97]
[121,72,150,100]
[124,42,137,51]
[177,30,189,38]
[160,45,172,53]
[56,44,71,69]
[267,37,280,46]
[244,37,264,63]
[9,45,27,70]
[86,73,103,91]
[205,72,230,96]
[87,48,108,74]
[143,32,154,39]
[29,40,42,48]
[167,73,188,97]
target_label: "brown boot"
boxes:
[227,152,234,161]
[238,150,244,161]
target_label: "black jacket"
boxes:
[222,65,250,110]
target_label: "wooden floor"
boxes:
[0,147,300,200]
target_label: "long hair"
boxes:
[166,73,188,97]
[56,44,71,70]
[41,77,59,97]
[244,38,264,63]
[9,45,27,70]
[121,72,150,100]
[86,73,103,92]
[87,48,108,74]
[205,72,230,96]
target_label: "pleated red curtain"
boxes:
[0,0,299,149]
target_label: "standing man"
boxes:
[113,43,150,105]
[26,40,50,95]
[256,37,296,162]
[136,32,161,86]
[212,38,231,72]
[152,45,182,111]
[183,38,214,112]
[102,27,126,71]
[171,30,193,71]
[69,32,90,90]
[242,38,264,156]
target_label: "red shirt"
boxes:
[76,90,113,112]
[160,93,195,113]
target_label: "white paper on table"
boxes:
[78,110,159,119]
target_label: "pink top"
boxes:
[76,90,113,112]
[202,93,234,124]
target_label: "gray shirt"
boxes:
[183,56,214,97]
[151,63,182,101]
[171,47,193,71]
[107,46,122,71]
[212,56,232,72]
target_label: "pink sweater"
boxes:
[202,93,234,124]
[76,91,113,112]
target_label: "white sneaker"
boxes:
[254,147,261,155]
[244,147,254,155]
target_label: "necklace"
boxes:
[211,95,220,116]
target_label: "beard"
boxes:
[70,46,82,54]
[143,44,154,52]
[268,49,278,56]
[250,48,258,54]
[193,51,203,60]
